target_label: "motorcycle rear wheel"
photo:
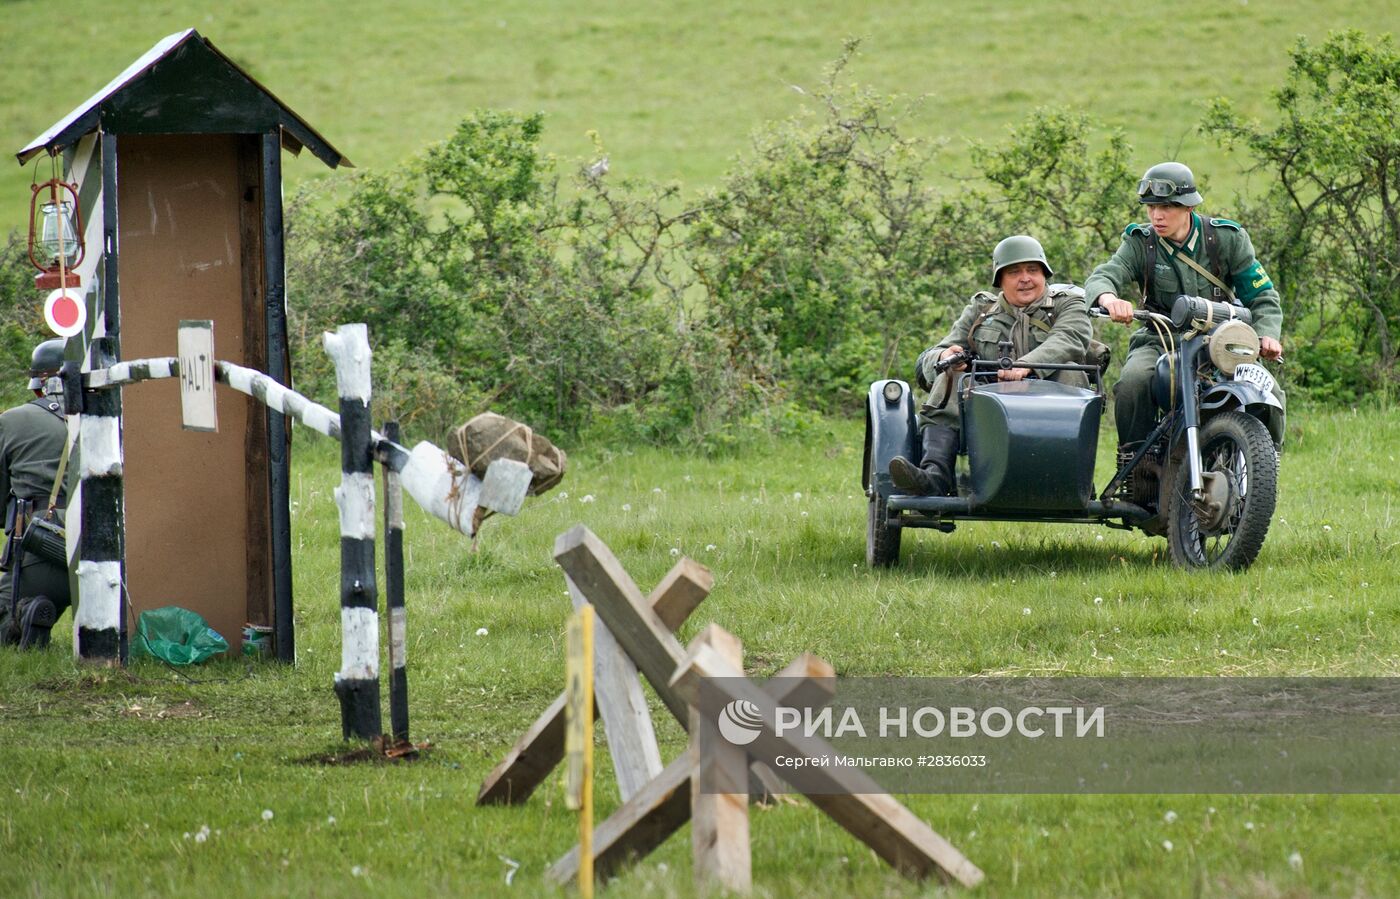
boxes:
[1166,411,1278,570]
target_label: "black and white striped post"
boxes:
[72,338,126,663]
[383,420,409,742]
[324,324,381,741]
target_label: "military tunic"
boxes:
[918,284,1092,429]
[0,398,71,644]
[1083,214,1282,346]
[1083,214,1284,445]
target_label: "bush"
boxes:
[287,111,684,446]
[0,231,50,409]
[1205,30,1400,390]
[682,42,955,415]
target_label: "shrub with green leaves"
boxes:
[682,43,955,414]
[1205,30,1400,394]
[288,110,681,446]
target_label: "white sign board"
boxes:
[178,320,217,432]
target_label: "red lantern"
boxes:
[28,177,84,291]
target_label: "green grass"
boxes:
[2,0,1397,228]
[2,402,1398,896]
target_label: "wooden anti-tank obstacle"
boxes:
[483,526,983,892]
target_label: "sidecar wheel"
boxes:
[1166,411,1278,571]
[866,459,902,568]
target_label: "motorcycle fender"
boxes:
[1200,381,1286,446]
[864,380,919,497]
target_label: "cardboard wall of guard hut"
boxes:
[117,133,270,652]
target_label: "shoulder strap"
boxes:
[1142,233,1158,307]
[1171,237,1236,303]
[1197,217,1232,303]
[966,296,999,335]
[1026,295,1057,332]
[45,431,72,514]
[28,398,65,422]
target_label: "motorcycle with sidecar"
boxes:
[862,294,1284,570]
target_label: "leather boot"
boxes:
[888,426,959,496]
[18,596,56,650]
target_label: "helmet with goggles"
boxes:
[1137,161,1203,206]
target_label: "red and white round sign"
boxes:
[44,289,87,338]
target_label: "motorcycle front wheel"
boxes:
[866,454,902,568]
[1166,411,1278,571]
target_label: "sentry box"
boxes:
[15,29,350,662]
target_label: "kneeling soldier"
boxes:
[0,339,71,649]
[890,235,1092,495]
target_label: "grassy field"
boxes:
[2,401,1398,896]
[1,0,1396,228]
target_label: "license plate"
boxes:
[1233,362,1277,394]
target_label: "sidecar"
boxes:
[862,366,1152,566]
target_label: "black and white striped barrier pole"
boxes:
[86,357,534,537]
[324,324,380,741]
[383,419,409,742]
[68,340,126,663]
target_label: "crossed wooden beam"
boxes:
[479,525,983,892]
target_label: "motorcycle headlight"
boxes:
[882,381,903,404]
[1208,319,1261,375]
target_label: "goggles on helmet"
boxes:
[1137,178,1193,200]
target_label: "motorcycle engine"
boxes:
[1117,442,1164,507]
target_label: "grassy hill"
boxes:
[1,0,1395,231]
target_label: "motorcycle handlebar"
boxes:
[933,349,975,374]
[1089,306,1173,326]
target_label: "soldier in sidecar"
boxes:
[887,235,1095,498]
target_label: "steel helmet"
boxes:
[992,235,1053,286]
[28,338,65,390]
[1137,161,1203,206]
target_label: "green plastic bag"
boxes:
[132,606,229,665]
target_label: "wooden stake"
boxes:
[567,573,663,801]
[690,624,750,895]
[564,606,595,898]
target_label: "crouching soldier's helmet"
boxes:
[28,338,65,390]
[992,235,1053,286]
[1137,161,1203,206]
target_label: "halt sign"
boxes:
[43,289,87,338]
[177,319,217,432]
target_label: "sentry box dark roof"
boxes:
[16,28,351,169]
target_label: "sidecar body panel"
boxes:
[965,380,1103,512]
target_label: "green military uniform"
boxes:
[0,397,70,645]
[1084,213,1284,445]
[918,284,1092,429]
